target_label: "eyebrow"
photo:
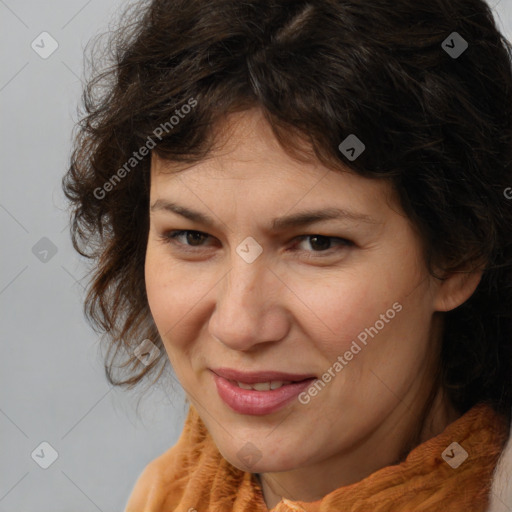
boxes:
[150,199,379,231]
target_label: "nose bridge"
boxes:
[221,254,267,320]
[209,249,287,350]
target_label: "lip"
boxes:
[210,368,316,416]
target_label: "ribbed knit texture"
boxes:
[125,403,509,512]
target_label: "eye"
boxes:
[159,230,214,249]
[158,230,354,258]
[293,234,354,256]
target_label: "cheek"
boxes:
[292,259,432,368]
[144,249,204,349]
[291,272,394,354]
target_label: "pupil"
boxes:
[310,235,330,251]
[187,231,205,246]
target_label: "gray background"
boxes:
[1,1,511,511]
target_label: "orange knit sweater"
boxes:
[125,403,509,512]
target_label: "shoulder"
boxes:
[123,404,218,512]
[488,414,512,512]
[123,443,183,512]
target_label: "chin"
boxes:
[229,457,294,474]
[221,445,305,474]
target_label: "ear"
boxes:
[433,266,484,312]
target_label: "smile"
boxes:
[210,369,316,415]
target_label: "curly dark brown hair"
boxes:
[62,0,512,417]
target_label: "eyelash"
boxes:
[158,230,354,258]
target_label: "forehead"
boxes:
[151,108,312,176]
[149,108,399,218]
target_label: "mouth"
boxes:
[228,379,298,391]
[210,368,317,415]
[210,367,316,384]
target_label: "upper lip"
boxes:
[210,367,316,384]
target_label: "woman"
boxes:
[62,0,512,510]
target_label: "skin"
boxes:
[144,108,482,508]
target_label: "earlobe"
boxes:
[433,267,484,312]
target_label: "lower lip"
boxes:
[212,372,316,415]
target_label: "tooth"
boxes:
[252,382,271,391]
[234,380,295,391]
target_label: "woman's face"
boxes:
[145,108,454,479]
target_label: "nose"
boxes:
[208,254,290,352]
